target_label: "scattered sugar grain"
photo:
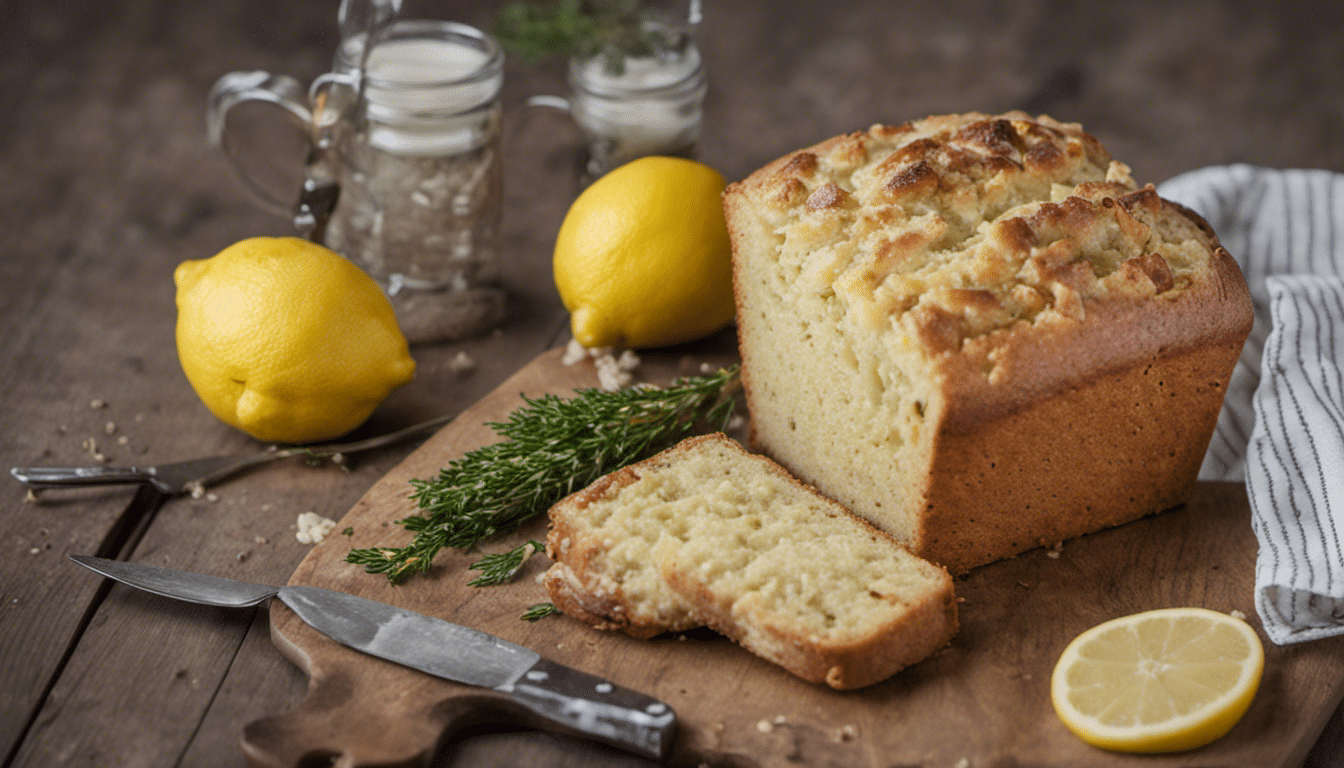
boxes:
[1046,550,1061,559]
[561,339,587,366]
[595,355,632,391]
[295,511,338,544]
[954,759,970,768]
[1230,609,1248,621]
[772,715,786,725]
[117,436,129,446]
[90,399,106,409]
[206,493,219,503]
[616,349,641,371]
[29,548,40,555]
[448,351,476,374]
[756,720,773,733]
[104,422,117,435]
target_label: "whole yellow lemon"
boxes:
[174,237,416,444]
[553,156,735,349]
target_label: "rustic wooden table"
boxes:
[2,1,1341,766]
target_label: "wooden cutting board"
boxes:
[240,347,1344,768]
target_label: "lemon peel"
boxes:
[553,156,735,349]
[174,236,415,443]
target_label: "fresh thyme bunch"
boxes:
[347,366,739,584]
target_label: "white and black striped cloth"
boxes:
[1158,165,1344,644]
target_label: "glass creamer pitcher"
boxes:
[207,2,506,344]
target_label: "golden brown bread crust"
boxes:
[543,433,958,689]
[724,111,1254,573]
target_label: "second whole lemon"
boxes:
[553,156,735,349]
[174,237,416,444]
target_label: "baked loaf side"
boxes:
[543,433,957,690]
[724,111,1253,573]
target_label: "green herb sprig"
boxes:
[522,602,561,621]
[468,540,547,587]
[347,366,739,583]
[493,0,681,74]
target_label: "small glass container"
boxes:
[567,37,707,180]
[207,17,507,344]
[322,20,507,344]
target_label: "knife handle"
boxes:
[499,658,676,762]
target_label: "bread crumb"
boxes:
[756,719,773,733]
[117,436,129,445]
[772,715,786,725]
[295,511,338,544]
[186,481,205,499]
[104,422,116,435]
[448,351,476,374]
[90,399,106,409]
[23,489,38,504]
[206,493,219,503]
[254,536,268,544]
[1046,550,1061,559]
[953,759,970,768]
[29,548,40,555]
[1230,609,1248,621]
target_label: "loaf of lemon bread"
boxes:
[723,111,1253,574]
[543,433,957,690]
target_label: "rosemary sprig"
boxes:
[468,540,546,587]
[522,602,561,621]
[347,366,739,583]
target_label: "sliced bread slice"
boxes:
[543,433,957,689]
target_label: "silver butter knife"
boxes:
[70,555,676,761]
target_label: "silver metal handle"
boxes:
[206,70,314,217]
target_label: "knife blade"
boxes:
[70,555,676,761]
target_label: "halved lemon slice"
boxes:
[1051,607,1264,753]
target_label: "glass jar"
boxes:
[207,18,507,344]
[322,20,507,344]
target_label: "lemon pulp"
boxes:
[1050,606,1264,753]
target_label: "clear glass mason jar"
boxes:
[526,15,707,183]
[568,38,706,180]
[322,21,507,344]
[207,18,507,344]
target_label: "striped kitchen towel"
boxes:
[1158,165,1344,644]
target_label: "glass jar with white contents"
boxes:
[524,11,707,183]
[323,21,506,344]
[207,17,507,344]
[567,31,706,180]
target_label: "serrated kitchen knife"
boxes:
[70,555,676,761]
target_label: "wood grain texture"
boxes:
[252,349,1344,768]
[2,0,1343,765]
